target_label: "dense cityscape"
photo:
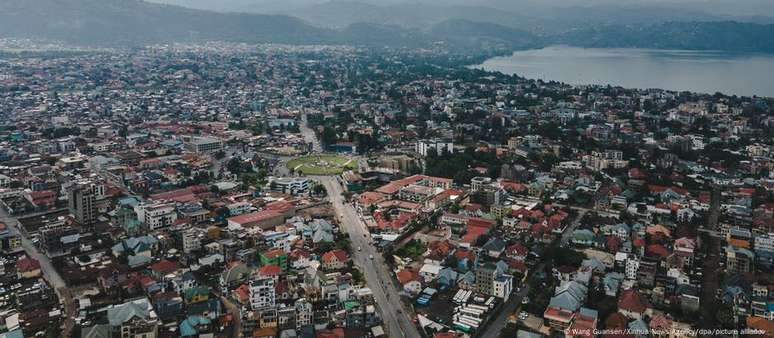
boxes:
[0,40,771,338]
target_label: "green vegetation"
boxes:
[395,239,426,260]
[424,146,502,184]
[286,155,356,175]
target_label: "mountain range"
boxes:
[1,0,773,54]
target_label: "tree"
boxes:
[312,184,327,196]
[321,126,337,148]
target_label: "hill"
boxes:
[0,0,336,46]
[552,21,774,52]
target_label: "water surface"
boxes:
[473,46,774,97]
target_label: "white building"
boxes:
[227,202,253,216]
[269,177,311,195]
[135,201,178,230]
[493,274,514,300]
[250,277,276,310]
[185,136,223,154]
[755,233,774,253]
[415,139,454,157]
[625,258,640,280]
[419,263,442,282]
[182,228,202,254]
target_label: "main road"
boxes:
[299,112,322,153]
[318,176,420,338]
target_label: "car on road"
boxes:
[519,312,528,320]
[357,246,361,251]
[369,254,374,260]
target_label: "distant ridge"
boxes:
[552,21,774,53]
[0,0,336,46]
[0,0,773,55]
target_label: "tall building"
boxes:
[250,277,276,310]
[68,182,100,227]
[475,263,513,300]
[294,298,313,329]
[725,245,755,273]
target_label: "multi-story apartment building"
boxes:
[135,201,178,230]
[250,277,276,310]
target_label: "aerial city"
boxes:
[0,0,772,338]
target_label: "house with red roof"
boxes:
[150,259,179,278]
[316,327,345,338]
[228,210,287,230]
[618,288,650,319]
[646,244,670,260]
[23,190,56,208]
[505,243,529,260]
[16,256,41,279]
[396,268,423,295]
[321,249,348,270]
[259,264,282,280]
[603,312,629,338]
[356,191,387,211]
[232,284,250,305]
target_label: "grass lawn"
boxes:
[286,154,356,175]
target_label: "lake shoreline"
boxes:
[470,45,774,98]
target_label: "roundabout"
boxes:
[286,154,356,175]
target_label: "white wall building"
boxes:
[493,274,514,300]
[415,139,454,157]
[135,201,178,230]
[269,177,311,195]
[625,258,640,280]
[250,277,276,310]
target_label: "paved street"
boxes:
[479,277,532,338]
[318,176,420,338]
[299,112,322,153]
[0,208,74,336]
[217,292,243,337]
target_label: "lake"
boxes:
[472,46,774,97]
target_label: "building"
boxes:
[492,274,514,300]
[82,297,159,338]
[321,250,348,271]
[582,150,628,171]
[185,136,223,154]
[475,263,497,296]
[399,184,437,204]
[470,177,493,191]
[40,220,80,257]
[68,181,102,227]
[250,277,276,310]
[268,177,311,195]
[415,139,453,157]
[182,228,202,254]
[636,258,658,288]
[294,298,313,329]
[725,245,755,273]
[135,201,178,230]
